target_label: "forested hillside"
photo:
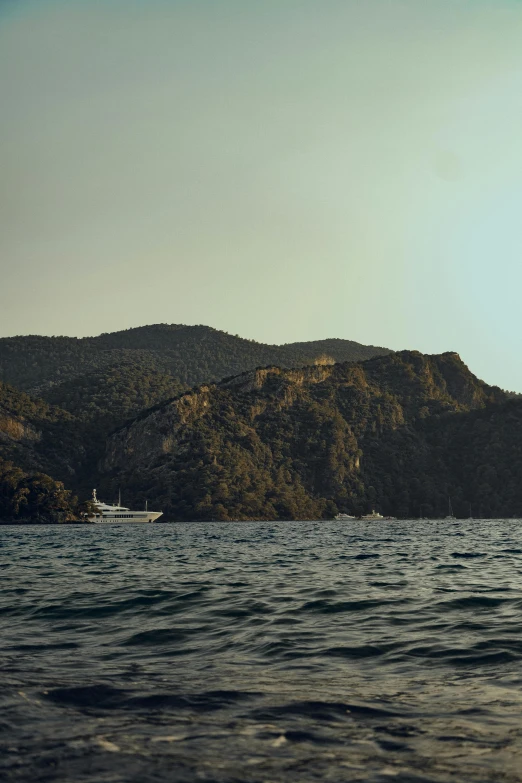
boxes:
[97,350,515,521]
[0,382,90,522]
[0,365,187,505]
[0,380,80,480]
[43,363,186,432]
[4,344,521,523]
[0,324,390,397]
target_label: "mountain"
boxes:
[96,350,514,521]
[0,325,390,401]
[3,339,520,524]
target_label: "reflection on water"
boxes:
[2,519,522,781]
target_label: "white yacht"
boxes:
[361,510,386,521]
[334,513,356,521]
[89,490,163,524]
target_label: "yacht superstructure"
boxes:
[334,510,395,521]
[361,510,396,521]
[89,490,162,524]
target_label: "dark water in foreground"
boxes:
[2,521,522,782]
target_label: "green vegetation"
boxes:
[0,324,389,394]
[0,367,186,504]
[0,458,92,523]
[43,362,186,430]
[0,380,83,483]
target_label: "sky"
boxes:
[1,0,522,389]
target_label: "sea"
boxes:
[2,520,522,783]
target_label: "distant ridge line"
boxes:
[0,322,388,352]
[0,323,391,394]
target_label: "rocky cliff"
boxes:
[97,351,510,520]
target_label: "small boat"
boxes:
[334,513,356,521]
[445,497,456,521]
[88,490,163,524]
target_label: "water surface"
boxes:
[2,519,522,782]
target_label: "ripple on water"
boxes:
[2,519,522,783]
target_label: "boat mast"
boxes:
[118,488,121,507]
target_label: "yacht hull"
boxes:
[90,511,163,524]
[92,518,159,524]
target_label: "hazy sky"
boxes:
[1,0,522,388]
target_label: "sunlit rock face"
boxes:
[0,413,41,444]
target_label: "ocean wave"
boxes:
[2,519,522,782]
